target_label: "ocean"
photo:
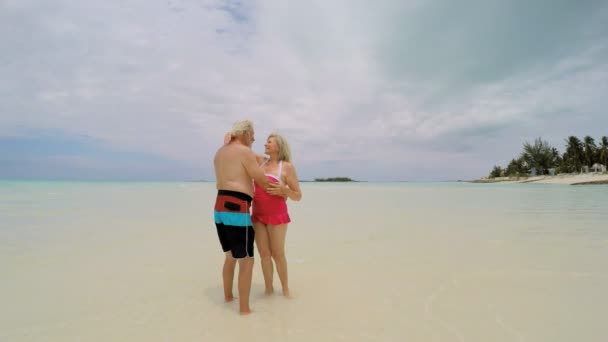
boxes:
[1,181,607,341]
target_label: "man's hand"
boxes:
[267,177,289,199]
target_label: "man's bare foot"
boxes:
[282,288,291,298]
[225,296,235,302]
[264,288,274,295]
[239,308,252,315]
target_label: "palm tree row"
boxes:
[488,135,608,178]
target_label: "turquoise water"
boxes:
[0,181,204,249]
[1,180,607,341]
[2,180,607,247]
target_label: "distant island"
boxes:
[314,177,355,182]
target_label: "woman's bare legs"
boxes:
[253,222,274,294]
[268,224,289,297]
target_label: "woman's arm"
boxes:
[255,154,267,165]
[280,162,302,201]
[223,132,233,144]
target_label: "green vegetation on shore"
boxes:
[314,177,355,182]
[488,135,608,178]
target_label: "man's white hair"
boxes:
[230,120,254,136]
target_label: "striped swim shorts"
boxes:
[214,190,254,258]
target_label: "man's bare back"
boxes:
[214,141,268,197]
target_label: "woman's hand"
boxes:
[224,132,233,145]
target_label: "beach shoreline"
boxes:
[471,173,608,185]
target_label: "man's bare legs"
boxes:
[222,251,255,314]
[269,224,290,297]
[237,256,254,314]
[254,222,274,294]
[222,252,237,302]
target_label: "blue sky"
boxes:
[1,0,608,181]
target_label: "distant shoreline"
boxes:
[471,173,608,185]
[311,177,357,182]
[186,178,362,183]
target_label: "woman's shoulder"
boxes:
[281,161,297,171]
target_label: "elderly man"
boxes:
[213,120,269,314]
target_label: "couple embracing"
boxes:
[212,120,302,315]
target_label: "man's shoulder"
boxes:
[230,143,254,155]
[218,143,254,157]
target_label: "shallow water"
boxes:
[1,181,607,341]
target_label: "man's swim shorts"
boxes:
[214,190,255,258]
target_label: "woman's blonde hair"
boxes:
[268,133,292,162]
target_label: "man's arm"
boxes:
[242,151,270,189]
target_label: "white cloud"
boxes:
[1,0,607,180]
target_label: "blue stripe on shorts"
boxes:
[214,211,252,227]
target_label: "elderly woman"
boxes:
[251,133,302,297]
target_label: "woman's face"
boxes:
[264,137,278,154]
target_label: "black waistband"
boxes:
[217,190,252,202]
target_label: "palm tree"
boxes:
[506,158,526,176]
[599,136,608,169]
[520,137,553,174]
[489,165,503,178]
[563,136,584,173]
[550,147,561,169]
[583,135,597,168]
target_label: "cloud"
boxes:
[1,0,608,180]
[0,133,199,180]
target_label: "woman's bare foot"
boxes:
[265,287,274,295]
[282,288,291,298]
[239,308,252,315]
[225,295,235,302]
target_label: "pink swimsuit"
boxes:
[252,160,291,225]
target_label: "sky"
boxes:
[1,0,608,181]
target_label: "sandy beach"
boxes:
[1,181,607,341]
[528,173,608,185]
[474,173,608,185]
